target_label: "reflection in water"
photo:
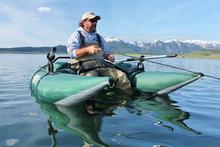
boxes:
[47,120,57,147]
[35,93,201,147]
[36,99,109,147]
[128,95,201,135]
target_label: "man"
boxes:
[66,12,132,92]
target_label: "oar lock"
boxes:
[139,55,145,62]
[108,79,115,88]
[137,55,145,71]
[47,47,57,74]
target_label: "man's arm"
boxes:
[75,45,101,57]
[100,35,115,62]
[67,32,101,58]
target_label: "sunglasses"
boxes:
[88,19,98,23]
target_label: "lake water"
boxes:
[0,54,220,147]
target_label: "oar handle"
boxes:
[167,54,177,58]
[126,57,139,61]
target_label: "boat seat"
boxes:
[56,62,77,74]
[56,68,76,74]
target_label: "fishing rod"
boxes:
[145,59,220,81]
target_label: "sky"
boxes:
[0,0,220,47]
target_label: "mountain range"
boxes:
[0,37,220,54]
[106,37,220,54]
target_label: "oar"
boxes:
[146,59,220,81]
[115,54,220,81]
[116,54,177,62]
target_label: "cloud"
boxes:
[37,6,51,13]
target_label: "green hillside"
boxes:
[179,50,220,59]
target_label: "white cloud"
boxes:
[37,6,51,13]
[0,2,67,47]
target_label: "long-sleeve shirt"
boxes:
[66,27,110,58]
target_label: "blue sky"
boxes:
[0,0,220,47]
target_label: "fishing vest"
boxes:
[71,31,106,72]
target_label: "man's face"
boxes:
[83,18,98,32]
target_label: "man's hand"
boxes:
[107,54,115,63]
[86,45,101,55]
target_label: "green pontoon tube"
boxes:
[30,48,203,105]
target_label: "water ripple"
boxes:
[0,54,220,147]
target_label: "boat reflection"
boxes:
[36,99,110,147]
[35,93,200,147]
[128,95,201,134]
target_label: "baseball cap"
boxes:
[81,12,101,21]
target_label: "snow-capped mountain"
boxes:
[131,41,147,48]
[105,37,220,54]
[1,38,219,54]
[183,40,220,50]
[105,36,123,43]
[105,37,142,53]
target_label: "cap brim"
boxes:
[91,16,101,20]
[81,15,101,21]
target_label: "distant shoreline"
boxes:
[118,52,220,60]
[178,56,220,60]
[0,51,47,54]
[178,50,220,60]
[0,52,68,56]
[1,50,220,60]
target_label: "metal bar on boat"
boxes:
[52,56,70,63]
[116,54,177,62]
[156,74,203,95]
[55,80,109,106]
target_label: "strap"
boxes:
[96,33,102,48]
[78,31,85,48]
[77,31,101,48]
